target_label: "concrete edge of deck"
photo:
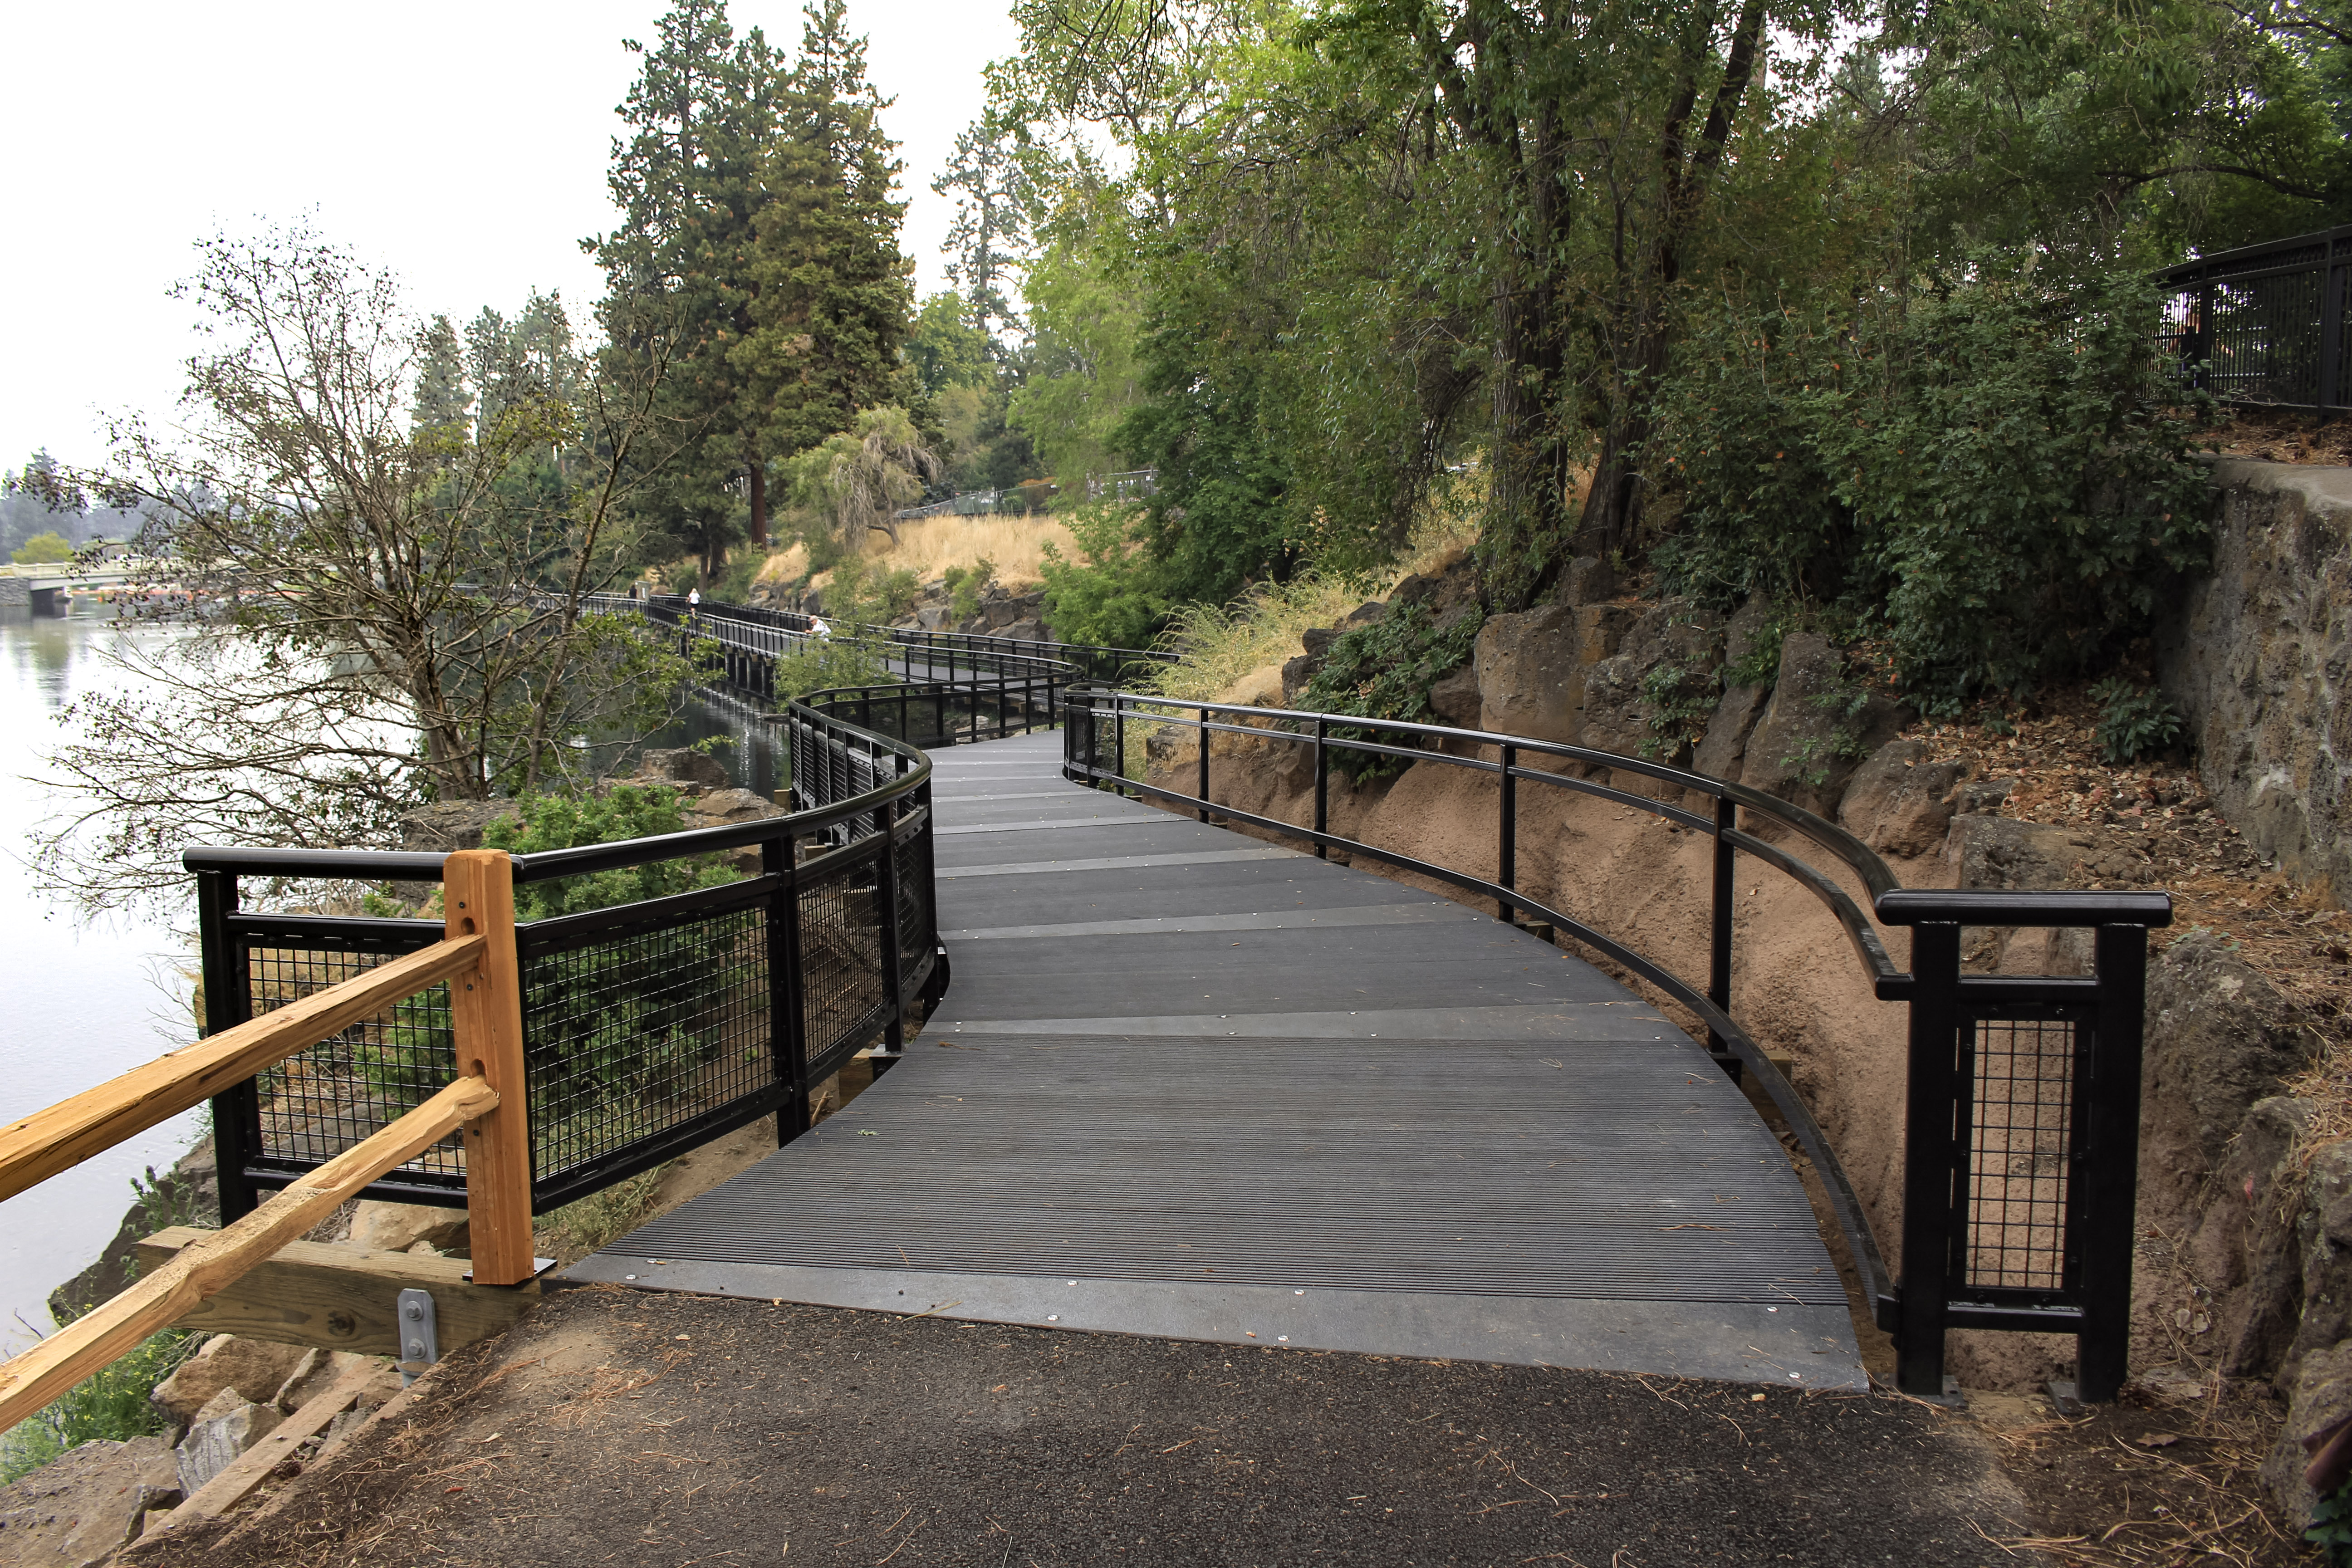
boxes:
[559,1255,1865,1388]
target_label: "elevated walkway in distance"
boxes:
[570,730,1866,1387]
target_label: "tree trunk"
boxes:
[748,457,768,548]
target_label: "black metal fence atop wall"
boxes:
[2159,224,2352,412]
[187,697,943,1222]
[1066,689,2170,1402]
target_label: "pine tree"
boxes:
[591,0,789,565]
[934,108,1038,343]
[737,0,913,476]
[412,315,472,436]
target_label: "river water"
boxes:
[0,602,780,1357]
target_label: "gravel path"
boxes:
[134,1285,2038,1568]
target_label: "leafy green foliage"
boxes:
[1643,660,1725,759]
[482,785,737,922]
[1301,603,1483,781]
[0,1328,199,1484]
[1652,268,2214,707]
[2091,678,2188,763]
[942,556,995,621]
[772,636,890,697]
[1037,502,1175,650]
[10,530,71,564]
[2308,1478,2352,1563]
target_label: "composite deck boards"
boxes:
[573,729,1867,1386]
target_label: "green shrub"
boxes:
[0,1328,199,1484]
[773,636,891,699]
[1301,603,1483,781]
[10,530,71,565]
[1039,502,1174,650]
[1652,264,2212,710]
[482,784,735,921]
[2091,677,2186,763]
[943,556,995,622]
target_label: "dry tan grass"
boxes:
[751,514,1077,595]
[1148,464,1487,706]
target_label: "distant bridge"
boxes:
[0,560,167,613]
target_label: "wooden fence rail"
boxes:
[0,849,534,1434]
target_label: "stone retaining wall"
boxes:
[2159,458,2352,904]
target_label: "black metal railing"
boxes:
[2159,224,2351,412]
[1065,690,2169,1401]
[187,698,942,1221]
[589,592,1107,735]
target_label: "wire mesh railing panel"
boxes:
[798,860,888,1085]
[1957,1014,2085,1294]
[520,895,775,1190]
[2211,274,2324,405]
[895,817,934,998]
[243,940,462,1185]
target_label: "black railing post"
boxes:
[876,795,908,1057]
[1113,701,1127,796]
[196,867,257,1222]
[767,828,810,1147]
[1709,796,1736,1057]
[1497,743,1517,920]
[2320,238,2343,413]
[1898,920,1964,1398]
[2078,922,2151,1402]
[1197,702,1212,823]
[1313,716,1328,858]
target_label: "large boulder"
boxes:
[344,1201,469,1256]
[1738,632,1908,815]
[1690,598,1777,782]
[633,747,729,790]
[148,1335,311,1428]
[2144,930,2322,1173]
[2196,1096,2317,1375]
[1576,601,1720,768]
[398,799,523,854]
[1838,740,1963,858]
[1473,602,1633,745]
[174,1391,282,1495]
[0,1437,181,1566]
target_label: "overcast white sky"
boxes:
[1,0,1021,473]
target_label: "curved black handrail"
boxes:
[182,704,931,885]
[1063,687,2175,1338]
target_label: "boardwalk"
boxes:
[572,730,1864,1388]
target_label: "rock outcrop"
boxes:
[0,1436,181,1566]
[1738,632,1909,816]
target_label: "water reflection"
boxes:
[0,602,792,1354]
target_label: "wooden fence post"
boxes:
[444,850,535,1285]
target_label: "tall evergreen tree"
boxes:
[412,314,472,436]
[934,109,1038,341]
[591,0,790,564]
[738,0,914,473]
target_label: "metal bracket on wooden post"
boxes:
[395,1288,438,1386]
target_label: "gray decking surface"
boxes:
[569,730,1866,1387]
